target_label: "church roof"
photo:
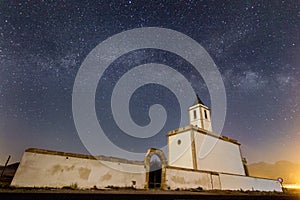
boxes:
[194,94,204,105]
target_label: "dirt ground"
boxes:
[0,188,299,200]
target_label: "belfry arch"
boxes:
[144,148,167,189]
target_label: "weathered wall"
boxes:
[11,148,282,192]
[165,167,214,190]
[194,131,245,175]
[11,148,146,189]
[165,167,282,192]
[211,174,221,190]
[219,173,282,192]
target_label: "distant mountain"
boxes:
[248,161,300,184]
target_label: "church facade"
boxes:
[11,97,282,192]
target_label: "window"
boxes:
[193,110,197,119]
[177,139,181,145]
[204,110,208,119]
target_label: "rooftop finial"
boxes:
[194,94,204,105]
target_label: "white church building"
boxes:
[11,96,282,192]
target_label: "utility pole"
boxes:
[0,155,11,181]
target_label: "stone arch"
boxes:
[144,148,167,189]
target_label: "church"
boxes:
[11,96,282,192]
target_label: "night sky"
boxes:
[0,1,299,164]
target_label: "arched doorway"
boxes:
[149,155,162,188]
[144,148,167,189]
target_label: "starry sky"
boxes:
[0,1,299,165]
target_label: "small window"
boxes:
[193,110,197,119]
[177,139,181,145]
[204,110,208,119]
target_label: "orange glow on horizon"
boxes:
[284,184,300,189]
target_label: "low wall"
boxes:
[165,166,282,192]
[11,148,283,192]
[219,173,282,192]
[165,166,218,190]
[11,148,146,189]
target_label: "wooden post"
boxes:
[0,155,11,181]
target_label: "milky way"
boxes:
[0,1,299,164]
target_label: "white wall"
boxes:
[11,150,146,189]
[168,127,246,175]
[201,108,212,132]
[11,149,282,192]
[165,167,213,190]
[219,173,282,192]
[168,131,193,169]
[212,174,221,190]
[189,106,202,128]
[189,105,212,132]
[195,132,245,175]
[165,167,282,192]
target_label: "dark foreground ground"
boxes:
[0,188,300,200]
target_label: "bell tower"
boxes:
[188,95,212,132]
